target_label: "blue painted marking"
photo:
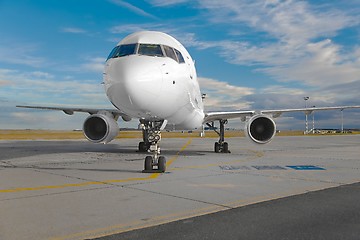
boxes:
[286,165,325,170]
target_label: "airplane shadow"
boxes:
[0,141,135,161]
[0,141,226,174]
[0,140,206,161]
[2,164,142,174]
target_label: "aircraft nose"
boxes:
[105,58,164,112]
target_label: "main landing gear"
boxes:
[139,120,167,173]
[206,119,230,153]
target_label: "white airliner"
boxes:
[17,31,360,173]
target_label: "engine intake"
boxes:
[83,114,119,144]
[245,114,276,144]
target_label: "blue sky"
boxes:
[1,0,360,130]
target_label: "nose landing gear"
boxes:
[140,120,167,173]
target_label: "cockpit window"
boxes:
[107,43,186,64]
[163,45,177,62]
[174,49,185,63]
[138,44,164,57]
[107,47,118,60]
[107,44,137,60]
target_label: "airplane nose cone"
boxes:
[104,57,164,115]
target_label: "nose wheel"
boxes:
[144,155,166,173]
[140,120,167,173]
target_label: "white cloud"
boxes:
[199,77,254,110]
[0,68,116,129]
[81,57,106,73]
[261,41,360,87]
[0,68,110,106]
[147,0,189,6]
[0,80,10,86]
[0,44,44,67]
[109,23,169,35]
[195,0,356,44]
[153,1,360,91]
[199,77,254,97]
[108,0,157,19]
[61,27,87,34]
[260,85,305,96]
[28,71,54,79]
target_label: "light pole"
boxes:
[312,106,315,134]
[341,109,344,133]
[304,97,309,134]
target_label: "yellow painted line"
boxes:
[50,144,263,240]
[0,139,193,193]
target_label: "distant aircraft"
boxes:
[17,31,360,173]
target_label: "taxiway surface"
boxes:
[0,135,359,240]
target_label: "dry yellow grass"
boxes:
[0,130,84,140]
[0,129,358,140]
[0,129,243,140]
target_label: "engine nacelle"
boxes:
[245,114,276,144]
[83,113,119,144]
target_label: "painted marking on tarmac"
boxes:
[0,139,193,193]
[219,165,327,171]
[170,149,264,171]
[252,165,287,170]
[219,165,252,171]
[287,165,326,170]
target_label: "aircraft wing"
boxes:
[204,110,255,123]
[16,105,132,121]
[204,105,360,123]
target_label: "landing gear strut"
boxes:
[139,120,167,173]
[207,120,230,153]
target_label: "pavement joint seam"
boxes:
[123,185,234,210]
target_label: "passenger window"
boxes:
[163,45,178,62]
[174,49,185,63]
[138,44,164,57]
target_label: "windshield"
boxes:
[138,44,164,57]
[163,45,177,62]
[174,49,185,63]
[107,44,137,60]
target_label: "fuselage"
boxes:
[103,31,205,129]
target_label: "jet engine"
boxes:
[245,114,276,144]
[83,113,119,144]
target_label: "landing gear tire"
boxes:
[214,142,229,153]
[158,156,166,173]
[223,142,229,153]
[214,142,220,153]
[144,156,153,171]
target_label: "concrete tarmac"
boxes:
[0,135,359,240]
[95,182,360,240]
